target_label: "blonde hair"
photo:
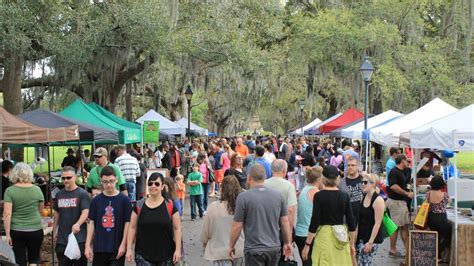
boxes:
[362,172,379,185]
[10,162,34,184]
[175,174,184,181]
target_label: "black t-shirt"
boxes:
[224,168,247,189]
[388,167,409,201]
[345,176,364,223]
[302,152,316,167]
[1,175,10,200]
[61,155,77,169]
[308,190,356,234]
[357,192,384,244]
[135,200,178,263]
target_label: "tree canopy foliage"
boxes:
[0,0,472,135]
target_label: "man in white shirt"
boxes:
[115,145,140,201]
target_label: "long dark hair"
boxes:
[162,177,178,200]
[220,175,242,215]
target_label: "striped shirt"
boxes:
[115,153,140,182]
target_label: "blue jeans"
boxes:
[126,180,136,202]
[201,183,210,211]
[190,194,204,219]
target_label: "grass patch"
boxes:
[457,151,474,174]
[24,145,92,173]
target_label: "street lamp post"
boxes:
[298,99,305,136]
[184,84,193,140]
[359,56,374,171]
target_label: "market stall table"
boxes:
[447,209,474,266]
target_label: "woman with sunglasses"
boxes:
[356,173,385,266]
[126,173,182,265]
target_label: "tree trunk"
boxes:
[327,97,338,116]
[1,52,24,115]
[153,83,161,112]
[466,0,473,81]
[125,80,133,120]
[372,86,383,115]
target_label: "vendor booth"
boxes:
[304,113,342,135]
[136,109,187,136]
[290,117,322,135]
[402,104,474,266]
[19,108,118,144]
[60,99,141,144]
[369,98,458,147]
[175,117,208,136]
[338,110,402,139]
[319,108,364,134]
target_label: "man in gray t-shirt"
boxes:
[53,166,91,266]
[229,164,292,265]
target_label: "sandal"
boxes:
[389,251,405,258]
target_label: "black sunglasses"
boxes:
[62,176,74,180]
[94,155,103,158]
[148,181,162,187]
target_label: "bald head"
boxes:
[248,164,266,183]
[271,159,287,177]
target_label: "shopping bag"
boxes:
[382,210,397,237]
[414,201,430,229]
[64,233,81,260]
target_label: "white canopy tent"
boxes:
[175,117,208,136]
[339,110,402,139]
[291,118,322,135]
[400,104,474,150]
[304,113,342,135]
[402,104,473,266]
[369,98,458,147]
[136,109,186,136]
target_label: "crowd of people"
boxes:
[0,135,454,266]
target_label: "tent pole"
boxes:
[46,143,55,266]
[412,148,417,212]
[141,122,144,156]
[78,140,83,176]
[454,153,458,266]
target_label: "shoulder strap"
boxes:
[166,199,173,219]
[135,199,145,216]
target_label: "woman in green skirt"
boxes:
[301,165,357,265]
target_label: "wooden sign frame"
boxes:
[408,230,438,266]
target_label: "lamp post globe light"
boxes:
[359,56,374,171]
[298,98,305,136]
[185,84,193,139]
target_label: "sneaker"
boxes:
[203,211,207,216]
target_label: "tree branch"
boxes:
[21,76,54,88]
[114,55,155,91]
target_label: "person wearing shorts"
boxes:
[386,154,414,259]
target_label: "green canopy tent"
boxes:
[88,102,140,130]
[60,99,141,144]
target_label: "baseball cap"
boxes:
[93,147,108,157]
[322,165,339,179]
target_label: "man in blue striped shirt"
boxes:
[115,145,141,201]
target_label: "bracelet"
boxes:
[305,242,312,246]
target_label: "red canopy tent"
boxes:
[319,108,364,134]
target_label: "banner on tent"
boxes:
[143,121,160,144]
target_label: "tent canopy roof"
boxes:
[175,118,208,135]
[60,99,141,144]
[88,102,140,129]
[136,109,186,136]
[319,108,364,133]
[291,118,322,135]
[338,110,402,139]
[305,113,342,135]
[369,98,458,147]
[0,107,79,144]
[19,109,118,143]
[400,104,473,150]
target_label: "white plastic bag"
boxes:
[64,233,81,260]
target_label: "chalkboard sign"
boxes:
[408,230,438,266]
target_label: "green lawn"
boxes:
[457,151,474,174]
[24,145,92,173]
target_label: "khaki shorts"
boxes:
[386,198,410,227]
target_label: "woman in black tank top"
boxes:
[357,173,385,266]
